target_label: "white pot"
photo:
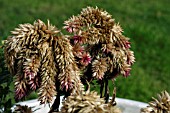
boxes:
[12,96,148,113]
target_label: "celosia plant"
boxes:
[63,6,135,101]
[4,6,135,113]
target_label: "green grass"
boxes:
[0,0,170,103]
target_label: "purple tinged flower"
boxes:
[63,22,78,33]
[63,23,74,33]
[24,68,39,90]
[73,35,83,44]
[15,83,27,100]
[61,80,73,92]
[15,89,24,100]
[127,51,135,65]
[80,52,91,66]
[64,17,81,33]
[67,27,73,33]
[24,69,35,80]
[98,75,103,80]
[29,80,37,90]
[28,76,40,90]
[15,90,25,100]
[124,41,131,49]
[127,57,132,65]
[124,69,131,77]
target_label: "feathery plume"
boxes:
[4,19,83,107]
[141,91,170,113]
[59,84,121,113]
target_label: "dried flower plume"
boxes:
[4,19,83,106]
[141,91,170,113]
[59,86,121,113]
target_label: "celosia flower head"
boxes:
[141,91,170,113]
[80,52,91,66]
[64,6,135,79]
[60,86,121,113]
[4,19,83,106]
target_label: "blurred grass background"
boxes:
[0,0,170,104]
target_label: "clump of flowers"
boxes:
[4,6,135,113]
[64,6,135,101]
[141,90,170,113]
